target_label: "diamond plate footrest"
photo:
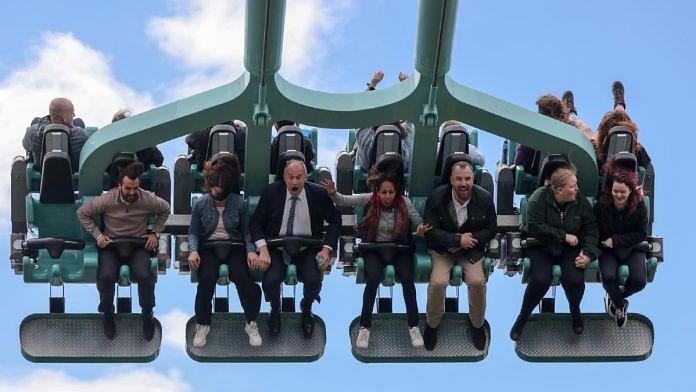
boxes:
[20,313,162,363]
[349,313,490,363]
[515,313,654,362]
[185,313,326,362]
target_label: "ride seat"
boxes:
[369,125,402,170]
[39,124,73,204]
[435,124,469,176]
[536,154,570,188]
[208,124,237,163]
[603,126,634,160]
[274,150,307,182]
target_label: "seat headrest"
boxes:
[436,124,470,174]
[275,150,307,181]
[612,151,638,172]
[537,154,570,187]
[441,153,474,184]
[369,125,403,168]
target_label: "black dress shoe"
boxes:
[301,311,315,338]
[103,312,115,340]
[142,310,155,341]
[471,325,487,351]
[268,306,281,336]
[510,314,527,342]
[423,325,438,351]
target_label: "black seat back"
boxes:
[275,150,307,182]
[537,154,570,187]
[612,151,638,173]
[105,152,137,189]
[441,153,473,184]
[604,126,634,159]
[277,125,304,153]
[436,124,470,175]
[208,124,237,160]
[39,125,73,204]
[369,125,402,169]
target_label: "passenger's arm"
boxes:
[321,190,342,250]
[76,196,106,240]
[151,195,171,234]
[579,199,600,260]
[187,202,203,252]
[239,201,256,254]
[404,198,424,228]
[424,195,459,249]
[330,191,370,208]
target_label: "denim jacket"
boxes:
[188,193,255,253]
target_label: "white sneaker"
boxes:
[409,326,424,347]
[245,321,263,347]
[193,324,210,348]
[356,327,370,349]
[604,292,616,318]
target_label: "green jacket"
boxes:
[521,186,600,260]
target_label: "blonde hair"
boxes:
[548,165,576,190]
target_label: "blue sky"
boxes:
[0,0,692,391]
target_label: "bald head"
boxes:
[49,98,75,126]
[283,159,308,197]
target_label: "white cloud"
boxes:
[0,32,154,217]
[0,369,190,392]
[147,0,350,98]
[160,308,191,352]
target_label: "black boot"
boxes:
[142,309,155,341]
[300,298,315,338]
[471,324,487,351]
[571,309,584,336]
[509,314,528,342]
[423,324,438,351]
[103,311,115,340]
[267,305,281,336]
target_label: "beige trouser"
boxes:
[426,250,486,328]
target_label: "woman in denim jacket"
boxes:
[188,155,262,348]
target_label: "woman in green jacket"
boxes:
[510,165,600,341]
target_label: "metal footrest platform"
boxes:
[20,313,162,363]
[349,313,490,363]
[185,313,326,362]
[515,313,654,362]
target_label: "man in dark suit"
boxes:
[250,159,341,337]
[422,160,497,351]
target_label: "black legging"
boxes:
[599,249,646,309]
[360,250,419,328]
[195,247,261,325]
[518,246,585,318]
[97,247,155,313]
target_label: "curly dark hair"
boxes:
[598,158,643,215]
[536,94,567,122]
[366,169,405,196]
[202,154,241,194]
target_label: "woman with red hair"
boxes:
[594,160,648,327]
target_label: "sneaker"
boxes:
[409,326,424,347]
[142,310,155,341]
[562,90,577,116]
[615,300,629,328]
[103,311,115,340]
[612,81,626,110]
[571,310,584,336]
[356,326,370,349]
[604,292,616,318]
[471,325,487,351]
[245,321,263,347]
[193,324,210,347]
[509,314,527,342]
[423,325,438,351]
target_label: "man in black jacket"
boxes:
[250,159,340,337]
[422,161,497,350]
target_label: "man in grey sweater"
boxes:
[77,162,170,340]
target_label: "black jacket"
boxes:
[137,147,164,168]
[594,200,647,249]
[424,184,497,262]
[250,181,341,249]
[521,186,600,260]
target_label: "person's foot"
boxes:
[245,321,263,346]
[612,81,626,111]
[356,326,370,349]
[193,324,210,348]
[409,326,424,347]
[142,310,155,341]
[571,310,584,336]
[300,298,315,338]
[471,324,487,351]
[103,311,115,340]
[267,306,281,336]
[423,325,438,351]
[615,300,629,328]
[604,292,616,318]
[509,314,527,342]
[562,90,577,116]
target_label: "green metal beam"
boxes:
[78,0,597,199]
